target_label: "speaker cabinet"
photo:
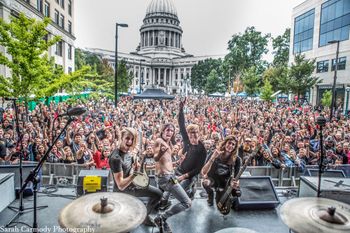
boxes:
[304,169,345,178]
[235,176,280,210]
[0,163,38,196]
[76,169,110,196]
[299,176,350,204]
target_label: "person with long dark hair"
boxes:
[153,123,192,233]
[201,135,241,208]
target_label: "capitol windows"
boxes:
[170,32,174,46]
[165,31,169,46]
[155,30,159,46]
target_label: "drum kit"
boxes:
[57,191,350,233]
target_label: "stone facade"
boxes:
[0,0,75,77]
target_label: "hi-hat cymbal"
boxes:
[280,197,350,233]
[58,192,147,233]
[214,227,258,233]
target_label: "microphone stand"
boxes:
[316,116,326,198]
[17,116,75,232]
[6,99,47,228]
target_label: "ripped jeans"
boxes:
[157,174,192,219]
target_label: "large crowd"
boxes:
[0,96,350,171]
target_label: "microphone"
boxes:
[4,97,18,101]
[58,107,87,117]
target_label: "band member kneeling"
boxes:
[201,135,241,209]
[153,123,192,233]
[109,128,162,226]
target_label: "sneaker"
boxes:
[158,199,172,211]
[143,215,156,227]
[154,215,172,233]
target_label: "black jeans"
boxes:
[124,185,163,215]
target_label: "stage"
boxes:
[0,187,290,233]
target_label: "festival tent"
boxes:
[133,88,175,100]
[208,92,225,97]
[237,92,248,97]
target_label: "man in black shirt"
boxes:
[160,99,207,208]
[109,128,162,227]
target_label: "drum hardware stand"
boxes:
[5,98,47,228]
[15,116,75,232]
[316,115,327,198]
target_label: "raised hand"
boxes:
[179,97,187,109]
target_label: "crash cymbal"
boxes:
[58,192,147,233]
[280,197,350,233]
[214,227,258,233]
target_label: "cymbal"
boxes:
[280,197,350,233]
[58,192,147,233]
[214,227,258,233]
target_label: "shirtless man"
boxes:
[153,123,191,233]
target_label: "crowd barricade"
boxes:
[39,163,350,188]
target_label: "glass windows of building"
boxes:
[68,0,72,16]
[68,44,72,60]
[316,60,329,73]
[293,9,315,53]
[68,21,72,34]
[331,56,347,70]
[44,1,50,17]
[37,0,43,13]
[60,0,65,9]
[320,0,350,46]
[59,14,64,29]
[54,10,59,24]
[56,41,63,56]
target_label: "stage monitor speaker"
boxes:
[0,173,15,212]
[76,169,110,196]
[0,162,38,196]
[299,176,350,204]
[304,169,345,178]
[235,176,280,210]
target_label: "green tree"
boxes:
[225,26,270,77]
[262,66,290,93]
[289,54,321,99]
[191,58,222,92]
[272,28,290,67]
[117,60,132,94]
[321,90,332,107]
[242,67,260,96]
[260,79,274,102]
[204,69,225,94]
[0,13,90,100]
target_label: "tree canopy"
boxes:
[0,13,90,100]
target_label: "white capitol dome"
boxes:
[146,0,178,16]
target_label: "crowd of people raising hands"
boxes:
[1,96,350,170]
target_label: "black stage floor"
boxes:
[0,187,291,233]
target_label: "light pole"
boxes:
[345,86,350,116]
[114,22,128,107]
[328,40,340,121]
[139,59,145,93]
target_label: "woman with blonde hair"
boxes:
[201,135,241,208]
[109,127,162,226]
